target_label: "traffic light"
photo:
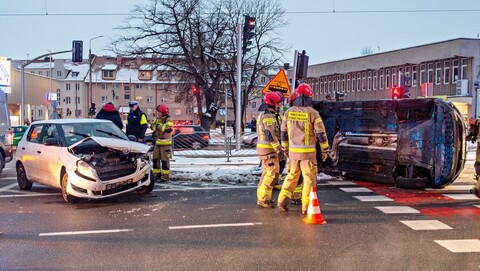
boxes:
[391,85,403,100]
[242,15,256,54]
[192,85,198,95]
[89,102,96,116]
[72,40,83,62]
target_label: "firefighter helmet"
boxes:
[264,92,283,106]
[296,83,313,97]
[157,104,169,115]
[288,92,299,103]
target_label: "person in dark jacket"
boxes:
[95,102,123,129]
[126,101,148,142]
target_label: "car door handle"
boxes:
[37,150,41,154]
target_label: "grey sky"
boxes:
[1,0,479,65]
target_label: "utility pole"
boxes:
[236,22,242,150]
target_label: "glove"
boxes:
[321,151,329,162]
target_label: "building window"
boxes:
[56,71,61,77]
[65,97,71,104]
[412,66,417,87]
[56,89,61,105]
[373,71,377,90]
[443,61,450,84]
[76,97,80,104]
[392,68,397,87]
[385,69,390,89]
[101,83,108,90]
[379,69,384,90]
[427,63,433,83]
[102,70,115,79]
[367,71,372,91]
[75,83,80,91]
[113,83,119,89]
[356,73,361,92]
[461,58,468,80]
[435,62,441,85]
[452,59,459,83]
[124,94,130,100]
[102,96,107,102]
[46,71,50,77]
[147,96,153,103]
[38,109,43,117]
[352,73,356,92]
[251,101,256,109]
[261,77,266,83]
[66,83,71,91]
[124,85,131,91]
[361,72,366,91]
[420,64,426,85]
[38,71,43,76]
[323,77,327,94]
[346,74,351,92]
[136,84,142,89]
[341,75,345,92]
[175,109,182,116]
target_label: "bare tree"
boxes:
[111,0,287,130]
[360,46,375,56]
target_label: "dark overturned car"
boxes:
[315,98,467,189]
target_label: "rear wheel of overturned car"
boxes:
[16,163,33,190]
[138,171,155,194]
[395,176,431,189]
[192,141,202,150]
[61,172,77,203]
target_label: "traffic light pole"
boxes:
[20,49,71,125]
[291,50,298,91]
[236,22,242,150]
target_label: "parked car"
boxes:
[241,132,258,147]
[0,91,14,173]
[145,125,209,150]
[315,98,467,189]
[15,119,154,203]
[12,125,28,147]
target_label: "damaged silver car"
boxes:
[15,119,154,203]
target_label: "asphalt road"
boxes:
[0,162,479,271]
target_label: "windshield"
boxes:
[60,122,129,146]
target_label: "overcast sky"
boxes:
[1,0,479,65]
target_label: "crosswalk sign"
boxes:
[261,69,291,98]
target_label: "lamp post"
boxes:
[88,35,104,117]
[47,50,52,119]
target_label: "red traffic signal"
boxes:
[192,85,198,95]
[391,85,403,100]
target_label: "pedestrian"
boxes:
[125,101,148,142]
[152,104,173,181]
[250,118,257,132]
[232,120,236,136]
[256,91,284,208]
[95,102,123,129]
[277,83,330,214]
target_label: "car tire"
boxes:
[0,153,4,174]
[395,176,431,189]
[138,171,155,194]
[16,163,33,190]
[61,172,77,203]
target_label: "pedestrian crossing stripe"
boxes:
[434,239,480,253]
[375,206,420,214]
[400,220,452,230]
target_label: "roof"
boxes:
[102,64,118,70]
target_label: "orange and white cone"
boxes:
[303,186,326,224]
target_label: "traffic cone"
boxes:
[303,186,326,224]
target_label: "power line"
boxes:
[0,8,480,17]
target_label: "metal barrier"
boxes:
[171,129,256,160]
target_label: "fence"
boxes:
[170,128,257,160]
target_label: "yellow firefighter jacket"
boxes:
[256,108,282,157]
[153,115,173,146]
[281,105,329,161]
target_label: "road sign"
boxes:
[261,69,291,98]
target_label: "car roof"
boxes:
[30,118,111,125]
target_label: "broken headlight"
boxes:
[76,160,98,182]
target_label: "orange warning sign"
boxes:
[261,69,291,98]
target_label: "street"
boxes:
[0,160,479,271]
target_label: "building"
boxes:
[302,38,480,119]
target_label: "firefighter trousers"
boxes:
[277,159,317,212]
[257,154,280,204]
[153,145,171,180]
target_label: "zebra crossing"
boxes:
[333,178,480,253]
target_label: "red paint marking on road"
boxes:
[418,207,480,221]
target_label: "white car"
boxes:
[15,119,154,203]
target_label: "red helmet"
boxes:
[273,91,284,101]
[157,104,169,115]
[264,92,283,106]
[288,92,299,103]
[296,83,313,97]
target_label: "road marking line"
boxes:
[340,187,372,193]
[0,183,19,193]
[39,229,133,236]
[169,222,262,230]
[426,185,474,191]
[326,181,356,186]
[0,193,61,198]
[375,206,420,214]
[475,205,480,208]
[434,239,480,253]
[353,195,393,202]
[443,194,479,200]
[400,220,452,230]
[153,186,256,192]
[0,177,17,180]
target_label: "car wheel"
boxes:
[138,171,155,195]
[192,141,202,150]
[0,153,4,174]
[16,163,33,190]
[395,176,431,189]
[61,172,77,203]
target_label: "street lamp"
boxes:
[88,35,104,117]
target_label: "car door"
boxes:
[18,124,44,181]
[36,124,63,186]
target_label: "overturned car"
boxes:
[15,119,154,203]
[315,98,467,189]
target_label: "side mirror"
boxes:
[44,138,60,146]
[128,135,137,142]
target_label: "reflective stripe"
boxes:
[257,143,274,149]
[160,169,170,175]
[271,142,280,149]
[140,114,148,125]
[279,188,292,199]
[281,142,289,148]
[314,117,323,124]
[156,139,172,145]
[320,141,329,150]
[304,122,309,146]
[152,168,161,174]
[290,147,316,153]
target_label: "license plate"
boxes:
[106,178,134,190]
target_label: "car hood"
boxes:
[68,136,150,154]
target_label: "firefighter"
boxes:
[256,91,285,208]
[277,83,330,213]
[152,104,174,181]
